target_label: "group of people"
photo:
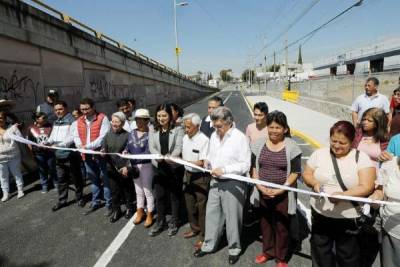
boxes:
[1,76,400,266]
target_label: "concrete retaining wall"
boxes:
[0,0,217,124]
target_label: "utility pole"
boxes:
[285,37,288,78]
[264,55,267,93]
[273,51,276,79]
[173,0,179,72]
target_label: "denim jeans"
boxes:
[0,158,24,193]
[84,155,111,207]
[35,153,58,190]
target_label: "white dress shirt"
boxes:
[182,131,209,172]
[207,126,251,176]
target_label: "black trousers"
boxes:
[56,152,84,204]
[108,170,135,210]
[154,164,182,225]
[311,209,360,267]
[184,171,210,238]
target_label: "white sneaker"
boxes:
[1,192,9,202]
[17,190,24,199]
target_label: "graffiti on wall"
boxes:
[0,70,38,104]
[85,70,144,100]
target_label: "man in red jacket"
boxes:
[74,98,111,215]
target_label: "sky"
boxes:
[28,0,400,77]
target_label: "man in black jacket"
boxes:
[200,96,223,138]
[46,100,85,211]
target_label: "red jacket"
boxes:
[77,113,105,160]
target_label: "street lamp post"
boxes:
[173,0,188,73]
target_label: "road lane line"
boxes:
[223,92,233,104]
[93,215,136,267]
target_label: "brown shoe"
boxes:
[133,208,145,225]
[143,211,153,228]
[194,240,203,251]
[183,230,199,239]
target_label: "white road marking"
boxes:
[302,156,310,160]
[223,92,233,104]
[297,200,312,227]
[93,214,137,267]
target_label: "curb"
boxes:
[243,94,322,149]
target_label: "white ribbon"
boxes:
[12,134,400,206]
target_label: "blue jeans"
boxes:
[84,155,111,208]
[35,153,58,190]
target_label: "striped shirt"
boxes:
[258,145,287,184]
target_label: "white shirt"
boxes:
[73,114,110,150]
[378,157,400,239]
[207,126,251,176]
[182,131,209,172]
[123,120,137,133]
[351,93,390,122]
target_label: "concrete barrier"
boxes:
[0,0,217,124]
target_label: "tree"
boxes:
[219,69,232,82]
[207,73,213,81]
[268,64,280,72]
[297,45,303,65]
[241,69,255,82]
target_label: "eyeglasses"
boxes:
[80,107,91,111]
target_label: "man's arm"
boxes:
[86,116,110,150]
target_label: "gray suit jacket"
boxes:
[149,126,184,168]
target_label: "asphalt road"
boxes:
[0,87,316,267]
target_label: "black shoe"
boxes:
[193,250,209,258]
[149,221,166,237]
[125,208,134,219]
[167,223,179,236]
[84,203,101,215]
[104,207,113,217]
[110,208,122,223]
[228,255,239,265]
[77,199,86,208]
[52,202,67,212]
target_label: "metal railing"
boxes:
[244,71,400,106]
[22,0,200,83]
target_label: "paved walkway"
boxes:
[246,95,339,147]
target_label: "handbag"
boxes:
[128,165,140,179]
[330,150,378,234]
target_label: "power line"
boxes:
[255,0,320,59]
[265,0,364,61]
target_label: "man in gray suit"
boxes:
[194,107,251,265]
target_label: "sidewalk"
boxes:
[246,95,339,148]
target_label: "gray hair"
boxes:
[183,113,201,126]
[111,111,126,123]
[210,106,233,124]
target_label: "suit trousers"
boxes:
[108,170,135,210]
[56,152,83,204]
[184,171,210,239]
[154,163,182,225]
[201,178,246,256]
